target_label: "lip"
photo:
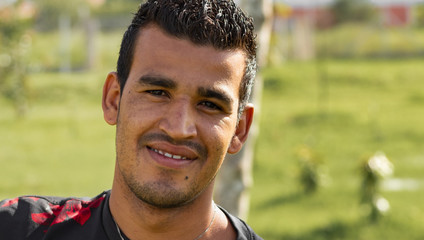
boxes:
[146,146,196,169]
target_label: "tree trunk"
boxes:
[79,6,98,70]
[293,14,315,60]
[59,14,72,72]
[214,0,272,220]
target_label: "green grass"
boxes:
[0,69,116,198]
[0,29,123,198]
[249,58,424,239]
[2,28,424,239]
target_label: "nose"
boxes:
[158,98,197,139]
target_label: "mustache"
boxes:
[138,133,208,159]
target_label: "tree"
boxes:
[332,0,375,24]
[214,0,272,220]
[34,0,86,31]
[0,1,35,117]
[415,4,424,27]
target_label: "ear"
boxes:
[227,104,254,154]
[102,72,121,125]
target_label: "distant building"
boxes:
[272,0,424,60]
[371,0,423,26]
[275,0,424,28]
[274,0,334,29]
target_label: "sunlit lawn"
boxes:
[0,70,115,198]
[250,59,424,239]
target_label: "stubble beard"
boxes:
[122,167,203,209]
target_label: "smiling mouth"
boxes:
[147,146,192,160]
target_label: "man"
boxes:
[0,0,262,239]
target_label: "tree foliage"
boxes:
[0,1,33,117]
[34,0,88,31]
[415,4,424,27]
[331,0,376,24]
[34,0,144,31]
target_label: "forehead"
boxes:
[129,24,246,89]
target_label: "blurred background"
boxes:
[1,0,424,239]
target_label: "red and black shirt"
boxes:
[0,191,263,240]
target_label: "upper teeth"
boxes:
[152,148,187,160]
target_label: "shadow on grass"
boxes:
[262,220,362,240]
[257,192,304,210]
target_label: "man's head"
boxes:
[103,0,256,209]
[116,0,257,117]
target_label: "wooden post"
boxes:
[214,0,272,220]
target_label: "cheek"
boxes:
[115,98,152,158]
[207,123,236,155]
[119,93,162,129]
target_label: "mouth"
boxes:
[147,146,194,160]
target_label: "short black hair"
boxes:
[117,0,257,117]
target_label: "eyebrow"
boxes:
[198,87,234,107]
[138,75,234,107]
[138,75,177,89]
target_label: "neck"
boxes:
[109,166,217,240]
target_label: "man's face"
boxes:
[102,24,253,208]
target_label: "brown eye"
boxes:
[200,101,222,111]
[146,90,168,97]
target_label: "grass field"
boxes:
[1,29,424,239]
[249,59,424,239]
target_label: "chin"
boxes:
[125,176,201,209]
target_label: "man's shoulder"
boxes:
[217,206,264,240]
[0,191,109,217]
[0,195,67,226]
[0,191,110,239]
